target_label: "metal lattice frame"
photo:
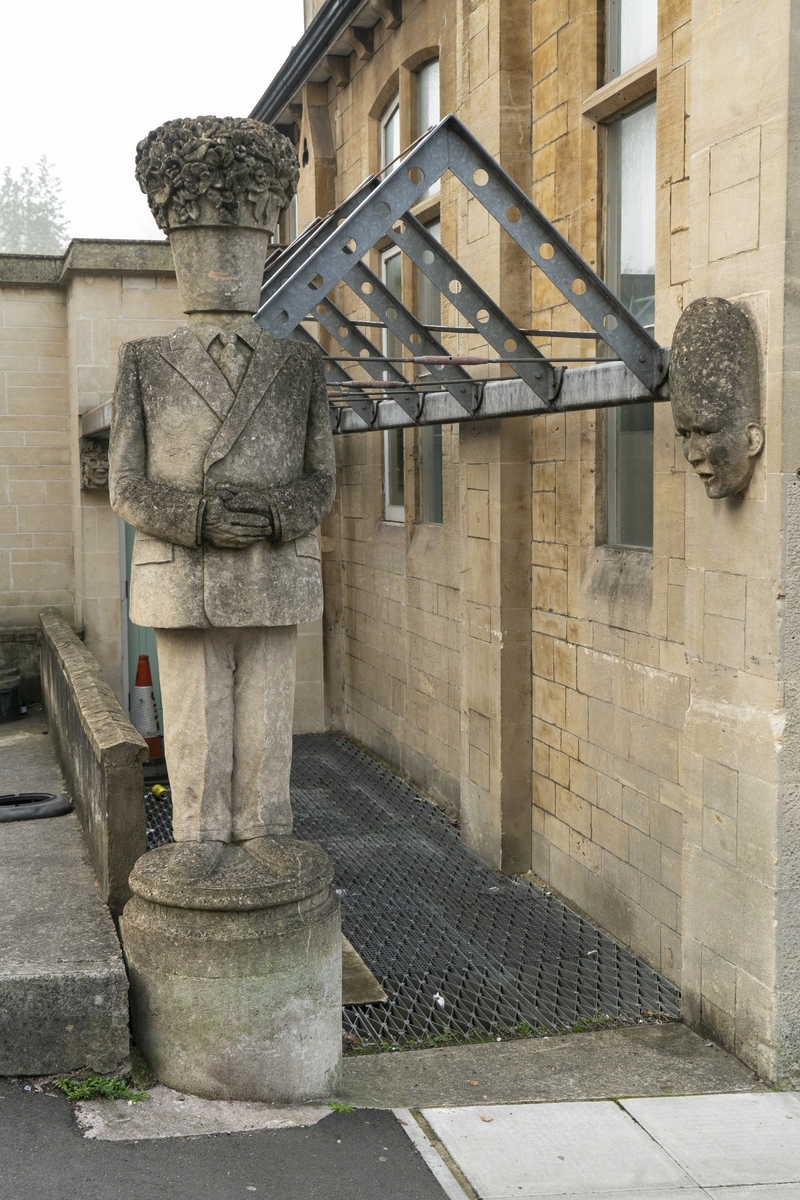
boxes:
[257,114,669,433]
[146,734,682,1047]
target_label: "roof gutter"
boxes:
[250,0,372,125]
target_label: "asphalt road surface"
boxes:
[1,1081,449,1200]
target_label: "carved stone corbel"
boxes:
[324,54,351,90]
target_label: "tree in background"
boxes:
[0,156,70,254]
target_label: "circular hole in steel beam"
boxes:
[603,313,618,330]
[387,307,398,320]
[449,280,463,294]
[361,282,373,295]
[316,303,328,315]
[410,333,422,345]
[504,338,518,352]
[476,309,490,324]
[342,238,358,255]
[392,220,407,236]
[338,325,349,337]
[277,310,289,325]
[422,250,435,265]
[375,201,391,218]
[506,206,522,223]
[408,166,425,185]
[571,279,587,296]
[473,168,489,186]
[539,243,555,260]
[359,348,371,358]
[308,274,324,291]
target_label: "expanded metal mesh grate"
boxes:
[146,732,681,1047]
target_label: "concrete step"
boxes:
[1,714,129,1075]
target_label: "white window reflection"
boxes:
[606,100,656,549]
[418,221,443,524]
[382,246,405,522]
[381,96,400,172]
[607,0,657,80]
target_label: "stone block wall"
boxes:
[0,279,74,629]
[521,0,692,982]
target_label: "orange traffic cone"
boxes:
[131,655,164,761]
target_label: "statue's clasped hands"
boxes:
[203,485,276,549]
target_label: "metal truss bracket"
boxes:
[310,295,421,421]
[342,260,481,416]
[443,120,666,394]
[256,113,668,428]
[388,213,559,407]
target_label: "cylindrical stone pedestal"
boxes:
[120,840,341,1102]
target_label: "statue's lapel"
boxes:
[158,327,233,423]
[203,330,292,471]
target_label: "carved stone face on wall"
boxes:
[80,438,109,489]
[670,297,764,499]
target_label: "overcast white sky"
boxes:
[0,0,305,242]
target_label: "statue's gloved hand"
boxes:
[202,492,273,549]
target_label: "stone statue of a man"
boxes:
[109,116,336,882]
[670,296,764,498]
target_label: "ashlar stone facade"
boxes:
[286,0,800,1082]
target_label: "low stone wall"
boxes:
[39,607,148,915]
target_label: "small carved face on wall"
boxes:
[670,297,764,499]
[80,438,109,489]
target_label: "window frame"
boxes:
[380,94,400,174]
[381,244,405,523]
[603,96,657,550]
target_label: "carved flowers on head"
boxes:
[135,116,299,233]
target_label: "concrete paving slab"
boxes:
[75,1084,332,1140]
[421,1101,696,1199]
[621,1094,800,1188]
[703,1188,800,1198]
[0,712,128,1074]
[341,1023,764,1110]
[1,710,64,792]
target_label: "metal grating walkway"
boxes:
[146,732,681,1048]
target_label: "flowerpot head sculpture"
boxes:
[135,115,300,314]
[670,297,764,499]
[109,118,336,885]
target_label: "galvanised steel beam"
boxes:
[332,358,670,434]
[387,213,560,406]
[289,324,383,427]
[342,260,482,415]
[256,123,451,334]
[443,120,668,394]
[255,115,667,393]
[310,294,423,421]
[261,174,381,299]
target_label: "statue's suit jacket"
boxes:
[108,324,336,629]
